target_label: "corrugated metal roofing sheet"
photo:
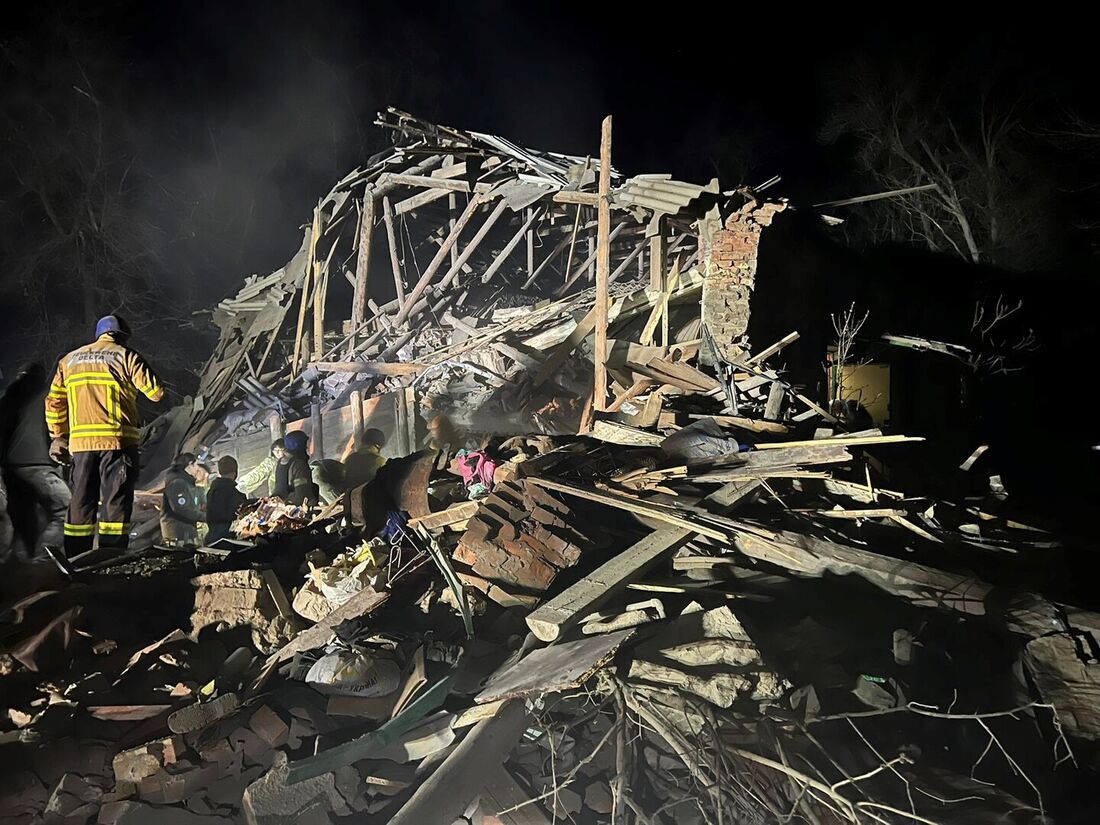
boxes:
[615,174,720,217]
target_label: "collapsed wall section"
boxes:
[699,199,786,365]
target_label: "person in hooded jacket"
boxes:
[161,453,206,547]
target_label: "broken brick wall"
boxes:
[699,199,786,365]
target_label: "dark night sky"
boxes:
[3,3,1099,373]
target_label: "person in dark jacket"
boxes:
[161,453,206,547]
[281,430,319,507]
[207,456,247,544]
[0,362,71,560]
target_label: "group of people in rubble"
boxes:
[0,313,389,568]
[157,425,387,549]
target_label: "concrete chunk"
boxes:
[112,736,186,784]
[242,752,351,825]
[191,570,267,589]
[168,693,240,735]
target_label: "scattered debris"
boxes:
[3,111,1099,825]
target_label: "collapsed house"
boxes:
[147,109,781,477]
[3,110,1100,825]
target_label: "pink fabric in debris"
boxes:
[458,450,496,489]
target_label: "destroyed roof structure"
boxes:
[165,108,765,474]
[3,111,1100,825]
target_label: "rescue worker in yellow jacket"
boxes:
[44,315,164,558]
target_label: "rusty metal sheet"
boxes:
[347,449,438,528]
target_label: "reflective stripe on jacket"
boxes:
[45,334,163,452]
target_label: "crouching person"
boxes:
[161,453,205,548]
[207,456,246,544]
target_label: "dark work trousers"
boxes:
[64,447,139,558]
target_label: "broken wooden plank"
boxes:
[526,209,535,281]
[552,191,600,206]
[823,476,907,502]
[290,220,316,377]
[521,225,576,290]
[889,513,944,543]
[387,701,528,825]
[477,630,634,703]
[525,480,761,642]
[794,507,908,519]
[626,356,719,395]
[589,420,664,447]
[685,445,852,481]
[434,199,509,293]
[792,389,839,423]
[394,195,483,326]
[639,264,677,346]
[606,378,656,414]
[747,331,800,366]
[528,478,730,540]
[349,389,364,446]
[753,435,923,450]
[407,501,481,530]
[264,587,389,667]
[351,192,374,340]
[558,222,626,295]
[380,172,482,193]
[688,414,789,435]
[311,208,331,362]
[609,237,646,284]
[394,184,452,215]
[480,206,543,285]
[649,218,665,292]
[764,381,786,421]
[308,361,427,375]
[382,195,406,310]
[453,699,508,730]
[480,765,554,825]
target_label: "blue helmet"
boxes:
[95,315,131,339]
[284,430,309,455]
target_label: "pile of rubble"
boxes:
[4,112,1100,824]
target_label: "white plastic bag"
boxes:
[304,645,401,697]
[311,540,388,607]
[317,569,368,606]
